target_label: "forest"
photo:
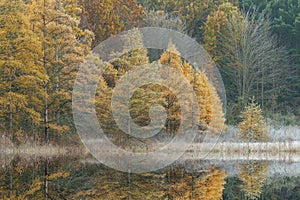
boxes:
[0,0,299,146]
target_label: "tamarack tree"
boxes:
[95,30,226,149]
[0,0,47,142]
[238,99,267,142]
[29,0,91,142]
[159,43,226,135]
[79,0,145,48]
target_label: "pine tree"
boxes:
[0,0,47,141]
[238,99,268,142]
[97,28,152,146]
[93,57,115,138]
[121,28,149,67]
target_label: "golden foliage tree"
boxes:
[203,2,243,64]
[0,0,47,140]
[192,71,212,129]
[115,28,149,71]
[139,0,239,42]
[208,84,226,134]
[28,0,92,142]
[159,44,226,135]
[238,99,267,141]
[159,43,184,135]
[97,37,226,147]
[96,29,154,147]
[79,0,145,47]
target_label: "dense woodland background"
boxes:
[0,0,299,145]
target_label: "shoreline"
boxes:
[1,141,300,156]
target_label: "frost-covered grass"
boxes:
[221,125,300,142]
[267,125,300,141]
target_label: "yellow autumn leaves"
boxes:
[93,29,226,147]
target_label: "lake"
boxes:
[1,146,300,200]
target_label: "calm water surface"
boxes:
[1,152,300,199]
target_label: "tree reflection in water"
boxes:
[1,155,300,199]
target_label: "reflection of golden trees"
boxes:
[238,161,268,200]
[166,167,193,199]
[71,167,166,199]
[195,167,227,200]
[70,165,227,199]
[0,156,71,199]
[166,166,226,200]
[0,156,228,199]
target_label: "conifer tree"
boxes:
[0,0,47,140]
[238,99,267,141]
[159,43,183,74]
[192,71,212,129]
[158,43,226,135]
[208,84,226,134]
[98,28,152,145]
[79,0,145,47]
[111,28,149,76]
[182,62,194,83]
[121,28,149,67]
[159,43,184,134]
[28,0,92,142]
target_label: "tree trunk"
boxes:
[42,4,49,144]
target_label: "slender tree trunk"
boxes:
[55,0,60,144]
[9,76,13,141]
[42,3,49,144]
[44,86,49,144]
[8,31,13,141]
